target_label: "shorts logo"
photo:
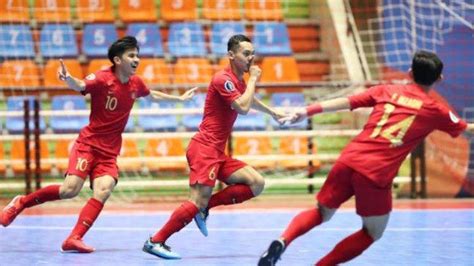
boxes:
[209,166,216,180]
[449,111,459,123]
[85,73,96,81]
[224,80,235,92]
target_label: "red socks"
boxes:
[68,198,104,239]
[22,185,61,208]
[151,200,198,243]
[316,229,374,266]
[207,184,254,209]
[281,208,322,245]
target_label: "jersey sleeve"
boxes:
[82,72,102,96]
[435,105,467,137]
[212,74,242,106]
[348,85,384,110]
[135,77,150,98]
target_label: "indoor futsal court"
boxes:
[1,199,473,265]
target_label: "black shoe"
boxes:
[258,239,286,266]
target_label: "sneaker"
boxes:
[142,238,181,259]
[61,236,95,253]
[0,195,25,227]
[258,239,286,266]
[193,208,209,236]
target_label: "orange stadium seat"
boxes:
[43,59,83,88]
[76,0,114,23]
[118,0,157,22]
[87,59,112,74]
[0,0,30,23]
[144,138,187,172]
[11,140,52,174]
[234,136,275,169]
[173,58,213,85]
[136,58,172,86]
[54,138,75,172]
[244,0,282,21]
[0,142,6,175]
[160,0,197,22]
[0,60,40,89]
[118,139,143,172]
[279,136,321,169]
[33,0,72,23]
[260,56,300,83]
[202,0,241,20]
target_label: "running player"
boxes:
[258,50,474,265]
[0,36,197,253]
[142,34,288,259]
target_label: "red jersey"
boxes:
[192,67,246,152]
[339,84,467,187]
[77,67,150,156]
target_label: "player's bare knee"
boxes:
[59,184,81,199]
[250,176,265,196]
[93,187,113,202]
[318,204,335,223]
[364,226,384,241]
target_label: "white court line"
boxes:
[4,225,474,232]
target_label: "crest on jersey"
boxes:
[449,111,460,123]
[85,73,96,80]
[224,80,235,92]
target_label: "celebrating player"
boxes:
[0,36,197,253]
[142,34,287,259]
[258,50,474,265]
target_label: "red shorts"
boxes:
[317,162,392,216]
[186,139,247,187]
[66,141,119,182]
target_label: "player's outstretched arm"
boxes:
[280,97,351,124]
[251,97,286,123]
[58,59,85,92]
[149,87,198,102]
[467,123,474,133]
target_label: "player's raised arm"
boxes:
[148,87,198,102]
[58,59,86,92]
[281,97,351,124]
[231,65,261,115]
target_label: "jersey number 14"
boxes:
[370,103,416,147]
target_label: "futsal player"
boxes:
[258,50,474,265]
[142,34,288,259]
[0,36,197,253]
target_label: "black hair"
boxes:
[227,34,251,52]
[411,50,443,86]
[107,36,139,65]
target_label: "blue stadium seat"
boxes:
[50,96,88,133]
[270,93,306,129]
[182,93,205,131]
[168,23,206,57]
[6,96,46,134]
[0,25,35,58]
[137,98,178,132]
[82,24,118,57]
[124,117,135,132]
[126,23,164,57]
[39,24,78,58]
[210,22,245,56]
[253,22,292,56]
